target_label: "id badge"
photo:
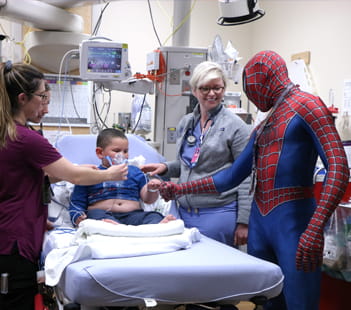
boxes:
[191,147,201,166]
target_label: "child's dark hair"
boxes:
[97,128,127,149]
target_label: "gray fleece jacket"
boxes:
[162,104,253,225]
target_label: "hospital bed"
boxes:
[44,134,284,310]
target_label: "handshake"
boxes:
[158,181,181,201]
[150,178,218,201]
[145,172,180,200]
[141,164,218,201]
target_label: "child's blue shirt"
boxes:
[69,165,147,225]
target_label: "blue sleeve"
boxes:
[213,132,255,192]
[129,166,147,192]
[69,185,89,226]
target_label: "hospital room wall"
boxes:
[248,0,351,138]
[0,1,348,137]
[97,0,351,138]
[93,0,252,135]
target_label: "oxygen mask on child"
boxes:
[107,153,128,166]
[104,153,128,189]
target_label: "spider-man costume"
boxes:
[160,51,349,310]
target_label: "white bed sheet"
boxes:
[44,220,202,286]
[55,236,283,307]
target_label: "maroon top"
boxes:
[0,124,62,263]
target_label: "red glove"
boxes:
[159,176,217,201]
[296,218,325,272]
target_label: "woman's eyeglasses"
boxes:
[33,93,49,102]
[198,86,224,95]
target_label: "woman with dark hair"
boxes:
[0,61,127,310]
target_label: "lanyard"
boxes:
[199,118,212,144]
[191,118,212,166]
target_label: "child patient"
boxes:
[69,128,176,226]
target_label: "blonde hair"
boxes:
[189,61,227,90]
[0,61,44,148]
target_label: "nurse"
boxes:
[0,61,127,310]
[142,61,252,247]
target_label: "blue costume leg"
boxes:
[248,200,320,310]
[179,202,237,246]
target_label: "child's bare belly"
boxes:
[88,199,141,213]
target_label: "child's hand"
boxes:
[147,178,161,193]
[46,220,55,231]
[76,213,87,226]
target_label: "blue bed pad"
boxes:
[56,235,283,307]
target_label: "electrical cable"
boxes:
[19,29,32,64]
[92,83,110,130]
[69,79,81,119]
[88,36,112,42]
[57,48,80,136]
[90,85,99,130]
[63,51,81,120]
[91,84,103,130]
[156,0,172,25]
[163,0,197,46]
[147,0,162,47]
[101,86,112,126]
[92,2,110,36]
[93,84,111,128]
[131,94,147,134]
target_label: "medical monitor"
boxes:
[79,40,131,81]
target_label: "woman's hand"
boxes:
[107,163,128,182]
[234,223,248,246]
[140,163,167,176]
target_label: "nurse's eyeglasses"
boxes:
[33,93,49,102]
[198,86,224,95]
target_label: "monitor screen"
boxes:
[79,40,131,81]
[87,46,122,73]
